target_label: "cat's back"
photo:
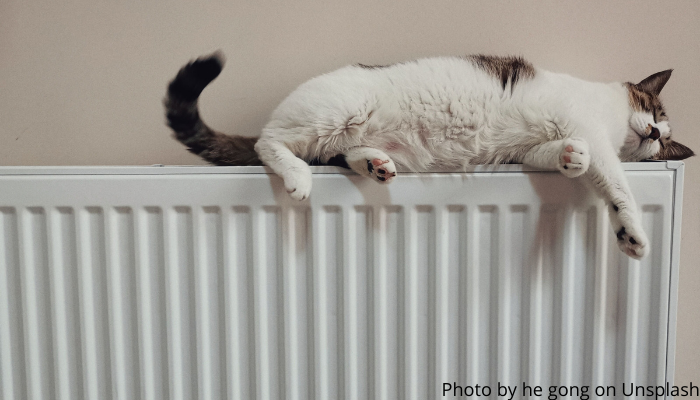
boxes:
[283,56,507,103]
[266,56,516,129]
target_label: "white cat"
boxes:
[165,52,694,259]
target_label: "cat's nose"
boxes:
[649,126,661,140]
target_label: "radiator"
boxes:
[0,162,684,400]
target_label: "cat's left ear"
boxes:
[654,139,695,160]
[638,69,673,95]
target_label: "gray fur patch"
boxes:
[195,134,263,166]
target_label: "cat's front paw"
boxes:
[558,138,590,178]
[616,225,649,259]
[283,167,312,201]
[611,207,649,259]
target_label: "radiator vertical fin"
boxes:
[225,207,256,400]
[20,208,55,400]
[405,206,433,400]
[77,208,112,400]
[345,207,372,400]
[0,208,25,400]
[48,208,82,400]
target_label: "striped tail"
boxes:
[164,52,262,166]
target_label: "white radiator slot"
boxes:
[0,163,684,400]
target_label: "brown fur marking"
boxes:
[624,82,665,114]
[653,139,695,160]
[356,63,393,69]
[465,55,535,91]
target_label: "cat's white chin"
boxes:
[638,139,661,159]
[619,129,658,161]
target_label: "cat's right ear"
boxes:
[654,140,695,160]
[638,69,673,95]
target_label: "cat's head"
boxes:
[621,70,694,162]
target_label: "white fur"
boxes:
[254,57,665,258]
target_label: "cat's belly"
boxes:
[352,94,495,170]
[378,132,478,170]
[368,96,574,169]
[365,119,551,170]
[363,105,533,170]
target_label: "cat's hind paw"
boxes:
[346,147,397,184]
[558,138,590,178]
[366,158,397,183]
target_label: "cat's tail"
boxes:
[164,52,263,166]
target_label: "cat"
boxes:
[164,52,694,259]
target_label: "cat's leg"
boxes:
[521,138,590,177]
[254,137,313,201]
[584,144,648,259]
[344,147,397,183]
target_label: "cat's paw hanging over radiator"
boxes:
[616,224,649,259]
[282,166,312,201]
[345,147,397,184]
[610,206,649,259]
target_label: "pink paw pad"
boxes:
[366,157,396,182]
[562,145,574,163]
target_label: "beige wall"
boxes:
[2,0,698,381]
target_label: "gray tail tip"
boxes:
[167,51,226,102]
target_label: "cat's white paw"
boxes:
[610,206,649,259]
[346,148,397,184]
[367,158,397,183]
[558,138,590,178]
[283,167,312,201]
[616,224,649,259]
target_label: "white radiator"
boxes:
[0,162,684,400]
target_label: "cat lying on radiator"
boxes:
[164,52,694,259]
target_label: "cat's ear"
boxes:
[654,140,695,160]
[638,69,673,95]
